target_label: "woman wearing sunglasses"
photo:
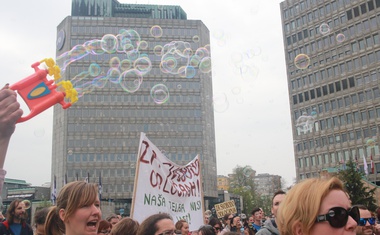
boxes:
[277,177,360,235]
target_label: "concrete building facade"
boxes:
[281,0,380,183]
[52,0,217,214]
[254,173,282,197]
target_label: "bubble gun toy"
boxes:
[9,58,78,123]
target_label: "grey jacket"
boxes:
[255,219,280,235]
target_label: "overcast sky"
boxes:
[0,0,295,187]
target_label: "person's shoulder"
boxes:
[0,222,9,233]
[255,227,271,235]
[25,222,33,231]
[0,221,8,229]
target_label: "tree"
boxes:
[228,165,272,215]
[337,160,377,211]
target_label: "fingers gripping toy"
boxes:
[9,58,78,123]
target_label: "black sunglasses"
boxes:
[315,206,360,228]
[359,217,376,226]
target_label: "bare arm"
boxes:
[0,84,23,192]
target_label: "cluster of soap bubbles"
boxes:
[319,22,346,43]
[230,48,260,80]
[294,23,346,70]
[158,41,212,78]
[295,111,317,134]
[57,29,151,97]
[56,26,212,104]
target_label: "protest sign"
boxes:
[214,200,237,218]
[131,133,204,231]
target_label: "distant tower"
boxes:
[52,0,217,214]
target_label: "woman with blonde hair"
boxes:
[44,181,102,235]
[175,219,190,235]
[277,177,360,235]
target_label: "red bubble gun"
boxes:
[9,58,78,123]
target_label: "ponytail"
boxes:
[44,206,65,235]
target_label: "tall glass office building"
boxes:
[281,0,380,183]
[52,0,217,213]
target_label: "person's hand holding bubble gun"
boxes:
[0,84,23,194]
[9,58,77,123]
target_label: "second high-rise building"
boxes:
[281,0,380,183]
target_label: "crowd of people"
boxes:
[2,86,380,235]
[0,178,378,235]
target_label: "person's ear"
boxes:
[293,221,303,235]
[59,209,66,222]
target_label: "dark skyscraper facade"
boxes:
[281,0,380,182]
[52,0,217,213]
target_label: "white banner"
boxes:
[131,133,204,231]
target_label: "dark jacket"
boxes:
[0,220,33,235]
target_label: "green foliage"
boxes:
[35,199,53,212]
[337,160,377,211]
[229,165,272,215]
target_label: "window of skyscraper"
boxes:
[323,153,329,164]
[374,88,380,98]
[317,103,323,113]
[337,98,343,108]
[346,113,352,124]
[355,22,364,33]
[358,92,365,102]
[361,55,367,66]
[353,111,360,122]
[348,131,355,141]
[335,82,341,93]
[342,133,348,142]
[353,7,360,17]
[340,13,347,23]
[304,91,309,101]
[329,84,335,93]
[354,57,360,68]
[363,128,370,137]
[298,93,304,102]
[305,157,310,167]
[369,109,375,119]
[347,10,353,20]
[366,90,373,100]
[315,88,321,98]
[361,111,368,121]
[344,96,351,106]
[322,85,328,95]
[371,126,377,136]
[310,89,315,99]
[333,116,339,126]
[320,120,326,130]
[356,129,362,139]
[369,0,375,10]
[373,34,380,44]
[324,101,330,111]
